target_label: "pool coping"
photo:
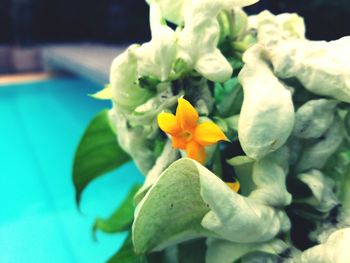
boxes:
[0,72,54,86]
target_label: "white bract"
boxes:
[177,0,233,82]
[238,45,294,160]
[109,108,157,174]
[256,11,350,103]
[98,2,350,262]
[146,0,260,25]
[109,45,152,113]
[145,0,189,25]
[298,228,350,263]
[136,2,177,81]
[269,37,350,103]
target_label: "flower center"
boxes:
[180,130,193,142]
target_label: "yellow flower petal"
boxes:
[158,112,181,136]
[172,136,187,150]
[226,182,240,192]
[176,98,199,130]
[186,141,206,164]
[194,122,228,146]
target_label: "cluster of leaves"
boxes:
[73,0,350,262]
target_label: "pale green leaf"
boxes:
[132,159,213,254]
[227,155,254,166]
[134,141,180,204]
[206,238,287,263]
[133,158,291,254]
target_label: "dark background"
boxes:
[0,0,350,46]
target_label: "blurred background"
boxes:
[0,0,350,73]
[0,0,349,262]
[1,0,350,73]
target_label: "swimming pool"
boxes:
[0,77,144,263]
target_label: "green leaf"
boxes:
[93,184,142,236]
[138,76,161,92]
[107,234,147,263]
[324,151,350,213]
[73,110,130,206]
[132,159,212,254]
[214,78,243,117]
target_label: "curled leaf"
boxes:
[295,116,345,173]
[297,170,339,214]
[293,99,339,139]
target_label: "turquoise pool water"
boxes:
[0,77,144,263]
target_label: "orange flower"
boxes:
[158,98,228,164]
